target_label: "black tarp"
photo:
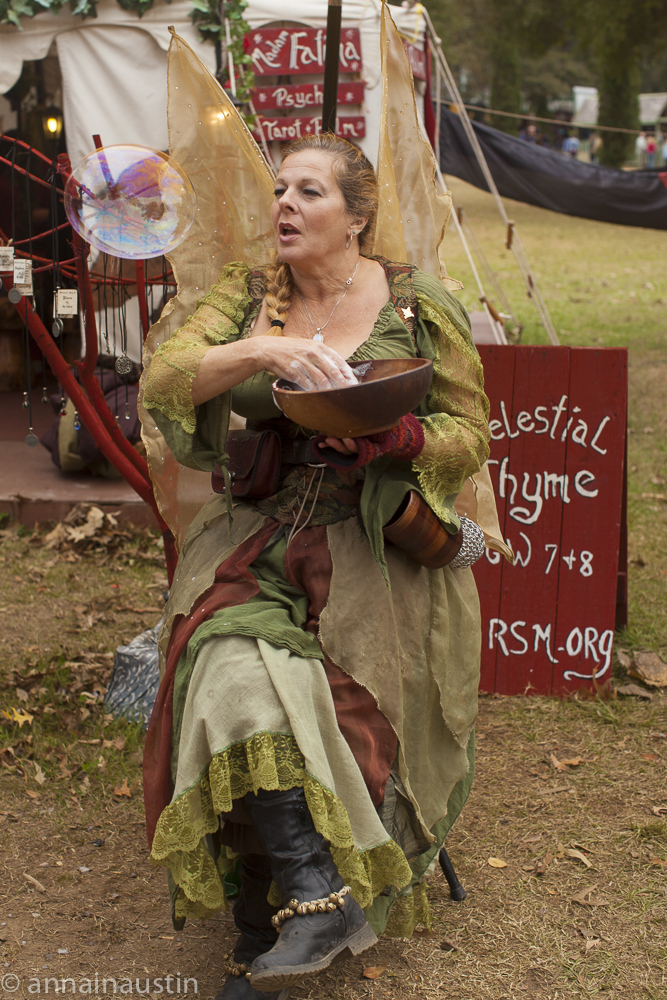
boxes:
[438,108,667,231]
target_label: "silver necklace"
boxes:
[296,260,359,342]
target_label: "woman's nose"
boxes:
[277,189,296,212]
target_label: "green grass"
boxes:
[444,178,667,660]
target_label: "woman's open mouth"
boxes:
[279,223,301,241]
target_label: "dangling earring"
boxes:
[345,230,357,251]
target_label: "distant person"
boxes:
[646,134,656,168]
[590,133,603,163]
[635,131,648,167]
[562,134,580,158]
[662,135,667,166]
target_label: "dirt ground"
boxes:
[2,181,667,999]
[1,610,665,1000]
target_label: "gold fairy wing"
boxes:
[139,30,275,543]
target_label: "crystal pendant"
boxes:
[115,355,133,375]
[313,332,324,343]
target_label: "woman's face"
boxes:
[271,150,356,267]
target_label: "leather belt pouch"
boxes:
[211,429,282,500]
[383,489,463,569]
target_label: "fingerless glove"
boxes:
[315,413,425,471]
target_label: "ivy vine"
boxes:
[0,0,255,116]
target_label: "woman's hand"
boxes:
[251,336,357,391]
[318,437,359,456]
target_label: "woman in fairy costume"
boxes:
[141,131,490,999]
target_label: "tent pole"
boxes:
[322,0,342,134]
[424,9,559,346]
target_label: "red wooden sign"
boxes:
[474,346,627,695]
[246,27,363,76]
[254,115,366,143]
[402,39,427,81]
[251,81,365,113]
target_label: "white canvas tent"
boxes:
[0,0,425,170]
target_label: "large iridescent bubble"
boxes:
[64,144,197,260]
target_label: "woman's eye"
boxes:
[273,189,285,198]
[304,189,320,197]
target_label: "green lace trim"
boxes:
[150,732,413,922]
[384,882,432,937]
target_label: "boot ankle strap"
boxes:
[271,886,351,930]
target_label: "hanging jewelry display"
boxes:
[115,259,133,375]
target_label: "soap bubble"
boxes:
[64,144,196,260]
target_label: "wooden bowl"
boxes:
[272,357,433,437]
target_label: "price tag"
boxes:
[56,289,79,316]
[14,260,33,296]
[13,259,28,283]
[0,247,14,271]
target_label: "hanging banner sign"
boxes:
[251,81,365,113]
[254,115,366,143]
[402,39,427,81]
[474,346,627,696]
[246,27,363,76]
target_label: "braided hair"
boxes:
[264,134,379,334]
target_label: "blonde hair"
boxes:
[264,134,379,330]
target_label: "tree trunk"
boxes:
[597,45,639,168]
[489,30,522,135]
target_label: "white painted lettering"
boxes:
[591,415,611,455]
[489,419,505,440]
[566,627,583,656]
[498,456,518,504]
[516,411,535,432]
[571,419,588,447]
[534,406,550,434]
[510,473,543,525]
[574,470,598,498]
[549,395,568,439]
[533,623,558,663]
[489,618,509,656]
[512,531,532,567]
[544,471,570,504]
[499,400,520,438]
[485,548,501,565]
[584,627,600,661]
[509,621,529,654]
[560,416,574,442]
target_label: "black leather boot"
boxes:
[215,854,289,1000]
[242,788,377,993]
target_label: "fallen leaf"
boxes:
[362,966,387,980]
[15,688,29,703]
[440,938,458,952]
[565,849,592,868]
[615,684,653,700]
[102,738,126,751]
[2,707,34,728]
[629,651,667,688]
[571,885,609,908]
[550,753,568,772]
[539,784,571,796]
[651,805,667,816]
[77,739,101,745]
[25,789,40,800]
[522,834,542,843]
[642,753,660,762]
[559,757,584,767]
[488,857,508,868]
[535,853,553,876]
[114,778,132,798]
[33,762,46,786]
[24,873,46,893]
[585,938,600,952]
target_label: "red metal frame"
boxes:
[1,137,178,583]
